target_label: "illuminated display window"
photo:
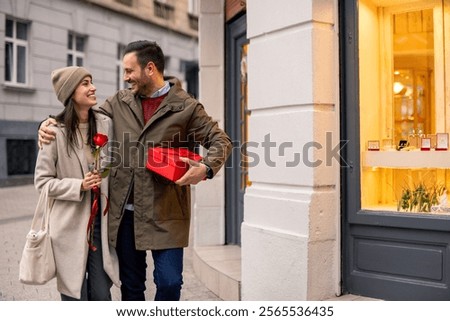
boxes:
[360,0,450,214]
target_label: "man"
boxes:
[39,40,232,301]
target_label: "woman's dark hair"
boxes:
[55,100,97,155]
[124,40,165,73]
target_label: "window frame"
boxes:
[154,0,174,20]
[67,32,86,67]
[188,0,199,30]
[116,43,127,91]
[188,0,199,16]
[359,0,449,213]
[4,17,30,86]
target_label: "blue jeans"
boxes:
[116,210,184,301]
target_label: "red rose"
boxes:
[93,133,108,148]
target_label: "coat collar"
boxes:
[120,81,189,134]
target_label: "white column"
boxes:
[193,0,226,246]
[242,0,340,300]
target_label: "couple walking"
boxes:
[35,40,232,301]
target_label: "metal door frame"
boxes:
[340,0,450,300]
[225,13,247,245]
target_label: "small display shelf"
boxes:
[362,150,450,168]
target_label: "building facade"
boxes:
[194,0,450,301]
[193,0,340,300]
[0,0,198,186]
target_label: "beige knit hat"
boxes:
[51,66,92,106]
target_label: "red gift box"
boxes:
[146,147,203,182]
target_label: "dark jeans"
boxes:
[116,210,184,301]
[61,213,112,301]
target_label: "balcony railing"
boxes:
[154,1,174,20]
[188,13,198,30]
[115,0,132,6]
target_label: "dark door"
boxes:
[225,13,248,245]
[341,0,450,300]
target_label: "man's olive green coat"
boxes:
[97,82,232,250]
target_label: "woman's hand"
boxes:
[81,171,102,191]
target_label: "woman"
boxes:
[34,66,120,300]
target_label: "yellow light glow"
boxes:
[393,81,404,94]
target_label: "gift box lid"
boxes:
[146,147,203,182]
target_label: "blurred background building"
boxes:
[0,0,199,186]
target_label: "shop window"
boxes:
[240,43,250,190]
[360,0,450,214]
[5,18,29,85]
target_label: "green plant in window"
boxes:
[398,187,411,211]
[397,182,446,213]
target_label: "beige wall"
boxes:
[193,0,226,247]
[86,0,198,38]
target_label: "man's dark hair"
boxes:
[124,40,165,73]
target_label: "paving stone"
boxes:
[0,184,220,301]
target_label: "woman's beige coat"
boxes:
[34,113,120,299]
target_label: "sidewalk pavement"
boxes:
[0,184,219,301]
